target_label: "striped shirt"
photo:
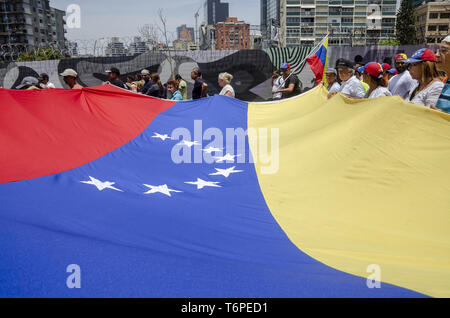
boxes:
[436,79,450,114]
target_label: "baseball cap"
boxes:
[38,73,49,81]
[388,68,398,75]
[336,59,354,70]
[106,67,120,75]
[364,62,384,79]
[382,63,391,71]
[280,62,290,69]
[404,48,437,63]
[16,76,39,89]
[60,68,78,77]
[395,53,408,61]
[325,68,337,75]
[442,35,450,43]
[141,69,150,75]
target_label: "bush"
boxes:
[16,48,62,62]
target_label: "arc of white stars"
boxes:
[143,184,182,197]
[185,178,221,190]
[177,140,201,148]
[213,153,241,163]
[152,132,172,141]
[209,166,244,178]
[80,176,123,192]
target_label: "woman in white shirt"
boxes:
[218,72,235,98]
[361,62,392,98]
[405,48,444,108]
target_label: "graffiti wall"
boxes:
[0,45,432,101]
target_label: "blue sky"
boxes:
[52,0,260,41]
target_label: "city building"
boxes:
[204,0,229,25]
[215,17,250,50]
[105,37,127,57]
[128,36,149,55]
[66,40,78,57]
[199,22,217,50]
[260,0,281,48]
[0,0,66,59]
[173,39,198,51]
[279,0,398,47]
[177,24,195,42]
[415,0,450,45]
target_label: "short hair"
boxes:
[192,67,202,77]
[218,72,233,84]
[175,74,182,80]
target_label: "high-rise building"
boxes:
[0,0,66,59]
[128,36,149,55]
[177,24,195,42]
[105,37,127,57]
[279,0,398,47]
[204,0,229,25]
[260,0,281,47]
[215,17,250,50]
[415,0,450,45]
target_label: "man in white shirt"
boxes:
[325,68,340,93]
[388,53,418,99]
[328,59,365,99]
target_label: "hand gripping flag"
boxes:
[1,85,450,297]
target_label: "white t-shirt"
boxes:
[339,75,365,98]
[220,84,235,98]
[40,82,56,89]
[368,86,392,98]
[388,71,417,99]
[327,82,340,93]
[272,76,284,100]
[408,80,444,107]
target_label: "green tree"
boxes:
[16,48,61,62]
[379,39,401,46]
[396,0,417,45]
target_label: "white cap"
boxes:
[442,35,450,43]
[141,69,150,75]
[60,68,78,77]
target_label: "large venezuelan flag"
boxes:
[0,85,449,297]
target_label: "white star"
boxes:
[80,176,123,192]
[213,153,241,163]
[203,146,223,154]
[177,140,201,148]
[152,133,172,141]
[143,184,182,197]
[185,178,221,190]
[209,166,244,178]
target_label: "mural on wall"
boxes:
[0,45,431,101]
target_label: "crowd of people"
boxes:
[9,35,450,114]
[321,35,450,114]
